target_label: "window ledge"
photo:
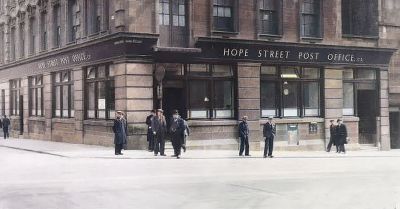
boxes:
[52,118,75,124]
[83,119,114,126]
[260,117,324,124]
[188,119,237,127]
[211,30,239,37]
[258,34,283,40]
[342,116,360,122]
[28,116,46,122]
[342,34,379,40]
[300,37,323,43]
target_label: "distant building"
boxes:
[0,0,397,151]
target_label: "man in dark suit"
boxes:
[336,119,348,154]
[263,117,276,158]
[151,109,167,156]
[112,111,127,155]
[146,110,156,152]
[326,120,338,152]
[2,115,10,139]
[169,110,185,159]
[238,116,250,156]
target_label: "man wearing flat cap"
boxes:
[238,116,250,156]
[169,110,185,159]
[151,109,167,156]
[263,116,276,158]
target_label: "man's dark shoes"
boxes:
[263,155,267,158]
[160,154,167,156]
[268,155,274,158]
[171,155,177,157]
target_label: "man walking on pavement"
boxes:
[238,116,250,156]
[169,110,185,159]
[146,110,156,152]
[2,115,10,139]
[152,109,167,156]
[336,119,348,154]
[112,111,128,155]
[263,116,276,158]
[326,119,338,152]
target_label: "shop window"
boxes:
[261,66,322,118]
[259,0,281,35]
[188,64,234,119]
[10,79,21,116]
[343,69,377,116]
[85,64,115,120]
[300,0,321,38]
[29,75,44,117]
[53,71,74,118]
[342,0,378,37]
[1,89,5,116]
[213,0,235,32]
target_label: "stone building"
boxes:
[0,0,396,151]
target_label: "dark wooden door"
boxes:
[357,90,377,144]
[159,0,188,47]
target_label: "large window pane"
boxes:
[261,81,277,117]
[283,81,299,117]
[343,82,354,115]
[189,80,209,118]
[88,82,96,118]
[356,69,376,80]
[214,80,233,118]
[303,82,319,116]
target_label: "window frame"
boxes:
[9,79,21,116]
[341,0,379,38]
[53,70,75,118]
[53,3,61,48]
[29,75,44,117]
[300,0,323,39]
[84,64,115,120]
[258,0,282,36]
[260,66,323,118]
[212,0,237,33]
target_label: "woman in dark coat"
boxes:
[113,111,128,155]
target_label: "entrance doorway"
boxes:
[390,112,400,149]
[357,90,377,144]
[162,85,186,128]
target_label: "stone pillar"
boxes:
[21,77,29,138]
[380,70,390,150]
[237,62,261,150]
[43,73,52,140]
[73,68,84,144]
[324,69,343,145]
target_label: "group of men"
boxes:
[327,119,348,154]
[239,116,276,158]
[0,115,10,139]
[146,109,189,159]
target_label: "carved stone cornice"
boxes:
[50,0,59,7]
[27,5,36,18]
[38,0,48,13]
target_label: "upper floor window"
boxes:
[40,11,48,51]
[68,0,79,42]
[19,22,25,58]
[10,79,21,116]
[29,75,44,117]
[300,0,321,38]
[0,25,4,64]
[85,0,109,35]
[213,0,235,32]
[10,26,16,61]
[29,17,36,55]
[342,0,378,37]
[53,4,61,48]
[259,0,281,35]
[159,0,186,27]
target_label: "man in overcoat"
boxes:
[146,110,156,152]
[152,109,167,156]
[263,117,276,158]
[2,115,10,139]
[326,120,338,152]
[113,111,128,155]
[169,110,185,159]
[336,119,348,154]
[238,116,250,156]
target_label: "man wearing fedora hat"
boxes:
[169,110,185,159]
[112,111,127,155]
[151,109,167,156]
[326,119,338,152]
[263,116,276,158]
[336,119,348,154]
[238,116,250,156]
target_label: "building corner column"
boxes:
[379,70,390,151]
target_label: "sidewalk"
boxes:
[1,137,400,159]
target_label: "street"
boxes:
[1,139,400,209]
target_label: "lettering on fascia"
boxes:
[38,52,91,70]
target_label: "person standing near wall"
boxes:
[238,116,250,156]
[146,110,156,152]
[263,117,276,158]
[169,110,185,159]
[326,119,338,152]
[2,115,10,139]
[152,109,167,156]
[336,119,348,154]
[113,111,128,155]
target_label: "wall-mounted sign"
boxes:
[196,38,396,67]
[309,122,318,134]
